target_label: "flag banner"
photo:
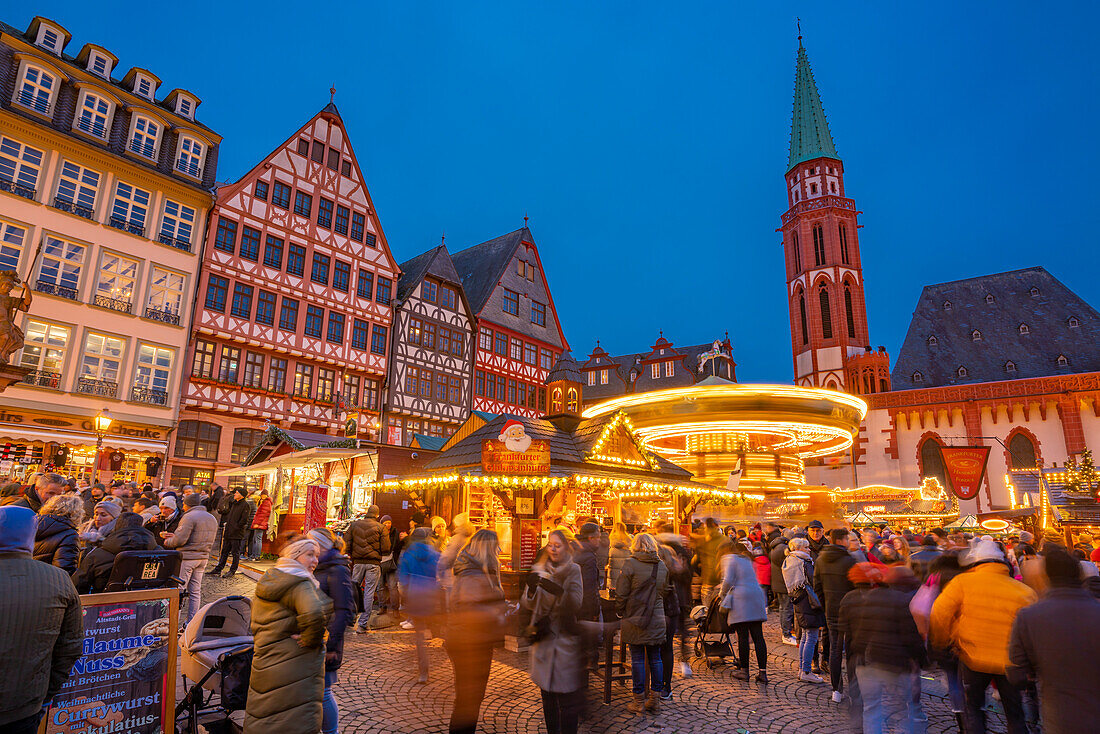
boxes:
[941,446,991,500]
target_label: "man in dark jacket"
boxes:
[144,496,181,547]
[841,564,927,733]
[768,529,795,643]
[1008,548,1100,734]
[806,520,828,558]
[14,473,64,513]
[909,535,943,582]
[574,523,601,622]
[346,504,391,631]
[815,528,856,699]
[0,507,82,733]
[71,512,159,593]
[211,488,250,577]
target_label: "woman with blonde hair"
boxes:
[608,522,632,591]
[615,532,671,713]
[307,527,355,734]
[34,493,84,574]
[445,528,506,734]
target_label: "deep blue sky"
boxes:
[26,2,1100,382]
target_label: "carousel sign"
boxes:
[482,421,550,475]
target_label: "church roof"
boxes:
[452,227,533,314]
[788,41,839,171]
[891,267,1100,390]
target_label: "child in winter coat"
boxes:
[752,542,772,607]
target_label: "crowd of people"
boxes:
[3,472,1100,734]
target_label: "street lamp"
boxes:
[93,409,112,482]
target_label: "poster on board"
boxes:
[305,484,329,531]
[41,589,178,734]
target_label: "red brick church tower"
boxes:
[780,35,889,396]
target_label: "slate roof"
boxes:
[580,338,737,402]
[788,40,839,171]
[891,267,1100,390]
[546,352,583,383]
[424,413,692,480]
[452,228,531,314]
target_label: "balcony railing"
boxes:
[108,215,145,237]
[52,196,94,219]
[0,178,36,200]
[35,280,78,300]
[76,118,108,139]
[780,195,857,226]
[176,159,200,178]
[16,90,52,116]
[157,232,192,252]
[143,306,180,325]
[76,376,118,398]
[130,385,168,405]
[23,370,61,388]
[93,293,132,314]
[128,138,156,159]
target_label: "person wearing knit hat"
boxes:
[183,492,204,508]
[245,534,332,732]
[1008,548,1100,734]
[146,494,182,548]
[931,536,1037,734]
[79,499,121,545]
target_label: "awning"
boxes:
[0,422,167,454]
[216,447,373,478]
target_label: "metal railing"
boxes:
[0,178,36,200]
[780,195,857,226]
[143,306,180,325]
[23,370,61,388]
[129,138,156,159]
[176,159,200,177]
[52,196,94,219]
[17,90,52,115]
[76,118,108,139]
[35,280,78,300]
[157,232,192,252]
[76,377,118,398]
[130,385,168,405]
[108,215,145,237]
[93,293,132,314]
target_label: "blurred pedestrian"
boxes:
[719,542,769,683]
[615,532,671,713]
[607,522,632,591]
[814,527,855,700]
[248,489,273,560]
[437,513,474,609]
[694,518,723,602]
[245,533,333,733]
[768,525,796,644]
[1008,548,1100,734]
[657,524,694,682]
[309,527,356,734]
[163,493,217,623]
[211,487,250,578]
[398,527,442,683]
[0,507,82,734]
[908,535,943,582]
[573,523,601,623]
[783,537,825,683]
[34,494,83,575]
[347,504,391,631]
[445,529,506,734]
[523,530,585,734]
[930,538,1037,734]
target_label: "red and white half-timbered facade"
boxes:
[169,103,398,488]
[452,227,568,418]
[384,244,476,445]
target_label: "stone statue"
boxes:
[0,270,31,365]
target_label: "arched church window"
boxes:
[920,437,947,487]
[812,224,825,266]
[798,293,808,345]
[844,287,856,338]
[819,285,833,339]
[838,224,849,264]
[1008,432,1038,470]
[792,230,801,272]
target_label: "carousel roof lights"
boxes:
[582,383,869,419]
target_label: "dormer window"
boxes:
[651,362,660,379]
[957,366,968,378]
[1006,361,1017,374]
[1057,354,1068,367]
[1069,317,1080,328]
[133,74,155,99]
[971,330,982,342]
[89,53,109,77]
[128,116,160,159]
[1029,287,1040,298]
[75,91,112,139]
[36,25,62,52]
[912,371,923,383]
[176,97,193,119]
[176,136,204,178]
[1018,324,1029,335]
[927,335,938,346]
[985,294,995,304]
[943,300,952,311]
[15,65,56,115]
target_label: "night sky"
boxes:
[23,2,1100,381]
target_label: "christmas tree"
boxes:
[1063,448,1099,500]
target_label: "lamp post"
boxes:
[93,409,112,483]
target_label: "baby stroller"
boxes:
[691,594,735,668]
[176,596,253,734]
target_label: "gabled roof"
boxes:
[788,40,839,172]
[452,227,531,313]
[397,245,454,300]
[580,338,737,401]
[409,434,446,451]
[891,267,1100,390]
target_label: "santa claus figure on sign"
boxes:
[499,419,532,453]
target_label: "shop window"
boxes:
[170,465,212,490]
[174,420,221,460]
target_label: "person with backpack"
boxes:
[615,533,671,713]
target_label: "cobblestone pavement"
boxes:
[197,573,1010,734]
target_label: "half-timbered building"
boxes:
[452,226,568,418]
[169,102,398,489]
[383,244,476,445]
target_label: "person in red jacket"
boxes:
[752,542,772,608]
[247,489,273,560]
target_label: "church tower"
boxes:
[780,35,889,395]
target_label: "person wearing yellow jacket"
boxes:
[930,539,1036,734]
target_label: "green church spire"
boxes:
[787,38,839,172]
